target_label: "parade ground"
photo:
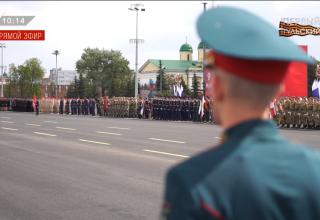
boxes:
[0,112,319,220]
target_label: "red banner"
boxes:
[0,30,45,40]
[279,45,308,97]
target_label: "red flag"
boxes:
[33,95,37,110]
[279,45,308,97]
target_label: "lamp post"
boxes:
[129,3,145,98]
[52,50,60,98]
[0,43,6,97]
[202,2,207,96]
[160,60,163,94]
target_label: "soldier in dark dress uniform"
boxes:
[96,98,102,116]
[161,6,320,220]
[152,99,158,120]
[77,98,81,115]
[65,99,70,115]
[59,98,64,115]
[89,98,93,115]
[91,98,96,116]
[35,99,39,115]
[84,98,89,115]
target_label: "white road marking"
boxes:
[143,149,190,158]
[34,132,57,137]
[1,127,18,131]
[43,121,58,124]
[108,126,130,130]
[25,123,41,127]
[1,120,14,124]
[78,139,110,146]
[148,138,185,144]
[214,137,222,140]
[0,117,11,119]
[96,131,122,136]
[56,126,76,131]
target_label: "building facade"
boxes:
[49,68,78,86]
[138,41,207,91]
[48,68,78,98]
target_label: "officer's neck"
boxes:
[222,105,270,130]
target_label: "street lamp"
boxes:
[0,43,6,98]
[202,2,207,96]
[129,3,145,98]
[52,50,60,98]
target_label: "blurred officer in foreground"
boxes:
[161,6,320,220]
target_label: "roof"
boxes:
[139,59,202,73]
[197,41,208,49]
[180,43,193,52]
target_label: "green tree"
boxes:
[78,72,86,98]
[86,79,98,98]
[192,73,199,98]
[76,48,133,97]
[125,73,135,97]
[181,78,191,97]
[66,76,78,98]
[10,58,45,98]
[156,72,170,92]
[4,63,19,97]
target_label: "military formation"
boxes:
[37,97,99,116]
[151,97,211,122]
[102,96,212,122]
[2,96,320,129]
[275,97,320,129]
[0,98,34,112]
[107,97,138,118]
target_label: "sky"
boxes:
[1,1,320,77]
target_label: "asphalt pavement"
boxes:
[0,111,319,220]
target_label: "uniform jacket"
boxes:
[162,119,320,220]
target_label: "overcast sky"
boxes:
[1,1,320,77]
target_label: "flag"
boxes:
[32,95,37,111]
[269,99,276,119]
[140,102,144,116]
[199,96,205,119]
[177,85,184,97]
[312,79,320,98]
[198,97,202,115]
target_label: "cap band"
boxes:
[207,50,291,84]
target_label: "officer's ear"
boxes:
[212,72,224,103]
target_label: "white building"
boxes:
[138,41,207,90]
[49,68,78,86]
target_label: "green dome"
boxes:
[197,41,208,49]
[180,43,193,52]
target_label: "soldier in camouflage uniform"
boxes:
[274,97,320,129]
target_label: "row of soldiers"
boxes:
[105,96,212,122]
[58,98,99,116]
[38,98,100,116]
[275,97,320,129]
[0,96,212,122]
[3,97,320,128]
[152,97,211,122]
[107,97,138,118]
